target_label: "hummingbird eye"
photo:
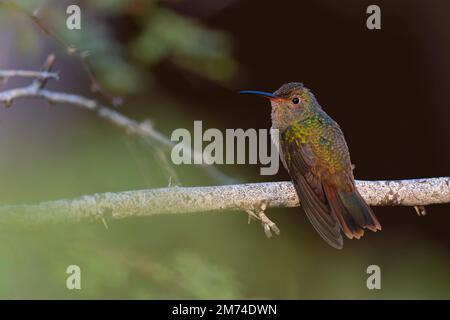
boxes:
[292,97,300,104]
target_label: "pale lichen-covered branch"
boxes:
[1,178,448,222]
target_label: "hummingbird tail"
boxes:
[323,184,382,240]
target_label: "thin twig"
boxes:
[33,53,56,89]
[0,70,59,80]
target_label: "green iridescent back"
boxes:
[282,109,352,176]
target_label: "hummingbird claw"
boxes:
[259,211,280,238]
[245,200,280,238]
[245,209,259,224]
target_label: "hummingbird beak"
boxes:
[239,90,281,101]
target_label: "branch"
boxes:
[0,70,59,80]
[0,71,236,184]
[0,84,176,148]
[1,178,449,222]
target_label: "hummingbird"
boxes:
[240,82,381,249]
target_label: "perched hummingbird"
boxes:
[241,82,381,249]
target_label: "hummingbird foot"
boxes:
[245,200,280,238]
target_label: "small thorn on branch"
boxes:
[67,46,77,55]
[414,205,427,216]
[0,77,8,88]
[42,53,56,70]
[90,83,100,92]
[101,217,109,230]
[32,53,57,90]
[112,97,124,107]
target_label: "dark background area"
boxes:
[160,0,450,246]
[0,0,449,299]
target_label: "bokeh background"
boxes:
[0,0,449,299]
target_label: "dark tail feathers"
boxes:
[323,184,381,239]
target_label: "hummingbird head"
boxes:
[240,82,316,111]
[240,82,318,130]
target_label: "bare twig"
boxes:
[0,84,187,149]
[0,70,58,80]
[0,178,448,222]
[34,53,56,89]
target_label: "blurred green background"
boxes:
[0,0,449,299]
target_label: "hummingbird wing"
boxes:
[281,122,381,248]
[280,127,343,249]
